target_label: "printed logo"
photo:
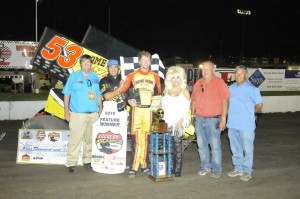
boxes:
[22,154,30,161]
[95,131,123,155]
[0,43,12,65]
[248,69,265,87]
[48,132,60,142]
[285,70,300,78]
[36,131,46,141]
[215,69,236,86]
[21,131,32,139]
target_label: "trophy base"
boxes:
[152,123,168,132]
[148,174,174,182]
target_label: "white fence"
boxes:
[0,97,300,121]
[0,101,46,120]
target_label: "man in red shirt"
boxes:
[191,60,230,178]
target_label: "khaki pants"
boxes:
[66,112,99,167]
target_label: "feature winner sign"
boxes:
[91,101,127,174]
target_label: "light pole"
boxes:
[108,5,111,35]
[218,40,223,66]
[237,9,251,63]
[35,0,38,42]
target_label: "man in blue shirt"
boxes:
[62,54,102,173]
[226,65,263,181]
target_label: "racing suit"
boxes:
[100,74,126,111]
[120,68,162,172]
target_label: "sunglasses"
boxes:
[87,79,92,87]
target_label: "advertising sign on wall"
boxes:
[284,70,300,91]
[184,67,299,91]
[0,40,38,69]
[248,69,285,91]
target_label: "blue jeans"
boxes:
[228,128,255,175]
[195,116,222,173]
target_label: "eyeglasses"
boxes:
[158,111,164,114]
[87,79,92,87]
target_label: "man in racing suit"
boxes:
[120,51,162,178]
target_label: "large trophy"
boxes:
[149,107,173,182]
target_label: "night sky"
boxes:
[2,0,300,64]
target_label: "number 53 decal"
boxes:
[41,35,83,69]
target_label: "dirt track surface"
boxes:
[1,112,300,199]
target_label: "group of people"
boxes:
[62,52,263,182]
[191,61,263,182]
[62,51,162,178]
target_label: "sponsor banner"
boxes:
[31,27,108,84]
[16,129,82,165]
[185,67,300,91]
[184,68,236,91]
[91,101,127,174]
[0,40,38,69]
[248,69,266,88]
[185,67,202,91]
[284,70,300,91]
[248,69,285,91]
[214,68,236,85]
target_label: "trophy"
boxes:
[156,108,165,123]
[116,93,127,112]
[152,108,168,132]
[129,88,141,106]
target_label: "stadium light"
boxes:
[237,9,251,15]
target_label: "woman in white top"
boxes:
[162,66,190,177]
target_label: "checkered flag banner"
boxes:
[120,53,165,80]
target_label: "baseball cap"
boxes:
[107,59,119,67]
